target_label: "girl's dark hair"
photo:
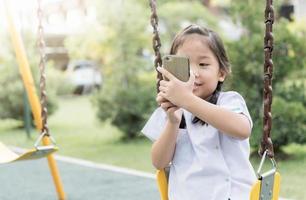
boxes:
[170,24,231,126]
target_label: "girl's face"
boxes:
[176,34,226,100]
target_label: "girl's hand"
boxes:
[156,92,182,124]
[157,67,195,108]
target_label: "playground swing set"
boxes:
[0,0,66,199]
[149,0,281,200]
[0,0,281,199]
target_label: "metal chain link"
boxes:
[259,0,274,158]
[37,0,49,136]
[149,0,163,93]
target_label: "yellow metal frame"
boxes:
[157,170,169,200]
[3,1,66,199]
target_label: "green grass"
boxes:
[1,96,305,199]
[0,96,155,172]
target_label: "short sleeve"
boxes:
[218,91,253,129]
[141,107,167,141]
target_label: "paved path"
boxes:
[0,153,294,200]
[0,155,159,200]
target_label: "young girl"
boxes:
[142,24,256,200]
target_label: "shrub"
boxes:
[0,62,58,122]
[94,72,156,139]
[227,0,306,153]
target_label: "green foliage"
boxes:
[272,97,306,149]
[0,61,59,122]
[158,1,218,52]
[66,0,154,139]
[94,72,156,139]
[65,0,151,69]
[65,0,219,139]
[227,0,306,152]
[0,64,24,120]
[0,32,61,123]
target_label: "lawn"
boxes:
[0,96,305,199]
[0,96,155,172]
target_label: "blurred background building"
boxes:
[0,0,96,70]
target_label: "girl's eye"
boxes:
[199,63,209,68]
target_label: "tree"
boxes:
[65,0,219,139]
[158,1,218,51]
[227,0,306,153]
[0,31,60,124]
[64,0,154,139]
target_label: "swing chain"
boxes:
[260,0,274,158]
[34,130,56,148]
[37,0,50,137]
[257,149,277,178]
[149,0,163,93]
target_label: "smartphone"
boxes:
[162,55,190,82]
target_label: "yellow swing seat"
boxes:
[0,141,58,164]
[156,169,281,200]
[250,150,281,200]
[250,172,281,200]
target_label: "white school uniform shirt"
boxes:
[142,91,257,200]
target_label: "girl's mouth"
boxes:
[193,82,202,91]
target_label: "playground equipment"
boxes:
[1,0,66,199]
[0,141,58,163]
[149,0,281,199]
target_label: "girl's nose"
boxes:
[190,65,199,77]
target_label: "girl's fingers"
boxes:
[167,106,179,113]
[159,80,169,87]
[160,102,176,110]
[159,85,167,92]
[159,91,167,99]
[156,92,167,101]
[156,95,167,104]
[157,67,176,81]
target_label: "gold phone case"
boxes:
[162,55,190,82]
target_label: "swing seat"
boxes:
[250,171,281,200]
[0,141,58,164]
[157,169,281,200]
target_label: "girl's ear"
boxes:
[218,68,226,82]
